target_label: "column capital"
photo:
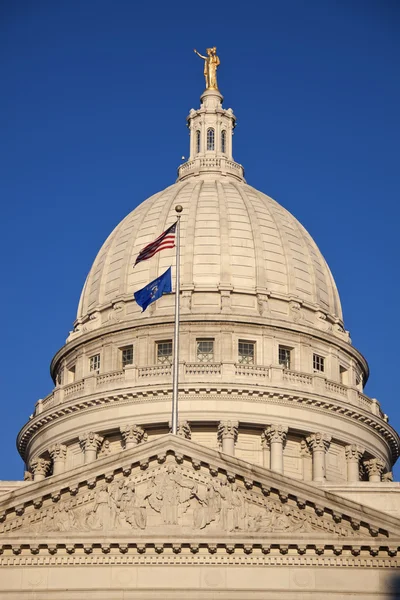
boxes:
[30,457,50,479]
[218,420,238,443]
[306,432,331,453]
[345,444,365,462]
[300,439,312,458]
[364,458,385,480]
[79,432,103,452]
[49,443,67,462]
[260,429,270,450]
[120,424,147,447]
[266,424,288,444]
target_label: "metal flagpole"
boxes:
[171,205,183,435]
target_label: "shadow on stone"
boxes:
[389,574,400,599]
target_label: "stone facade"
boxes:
[1,81,400,598]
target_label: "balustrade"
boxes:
[96,370,124,386]
[185,362,221,376]
[283,370,313,385]
[235,364,268,378]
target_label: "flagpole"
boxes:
[171,205,182,435]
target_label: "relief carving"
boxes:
[0,462,370,539]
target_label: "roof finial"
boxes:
[194,47,220,90]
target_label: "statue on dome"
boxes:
[194,47,220,90]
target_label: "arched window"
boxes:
[196,130,201,154]
[221,130,226,153]
[207,128,215,151]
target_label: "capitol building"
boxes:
[1,51,400,599]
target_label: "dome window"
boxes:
[157,340,173,365]
[207,127,215,151]
[196,130,201,154]
[278,346,292,370]
[67,364,76,383]
[196,338,214,362]
[221,130,226,153]
[89,354,101,373]
[238,340,255,364]
[313,353,325,373]
[121,345,134,369]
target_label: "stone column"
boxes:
[364,458,385,482]
[300,439,313,482]
[79,432,103,464]
[260,430,270,468]
[49,443,67,475]
[120,425,146,450]
[30,458,50,482]
[345,444,365,482]
[218,421,238,456]
[306,432,331,483]
[266,424,288,474]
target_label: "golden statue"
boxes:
[194,47,220,90]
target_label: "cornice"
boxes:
[17,386,400,462]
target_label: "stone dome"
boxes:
[76,178,342,331]
[19,83,400,491]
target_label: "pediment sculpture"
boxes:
[0,460,370,538]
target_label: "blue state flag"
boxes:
[134,267,172,312]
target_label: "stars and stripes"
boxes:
[133,222,177,267]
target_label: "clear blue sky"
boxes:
[1,1,399,480]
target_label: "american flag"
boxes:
[134,222,177,267]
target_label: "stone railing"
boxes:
[325,380,348,398]
[283,369,313,386]
[33,364,385,423]
[96,370,125,386]
[138,365,172,379]
[185,362,222,376]
[235,364,269,378]
[177,157,244,181]
[64,380,85,398]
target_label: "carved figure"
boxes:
[86,485,111,530]
[120,480,147,529]
[144,464,196,525]
[194,47,220,90]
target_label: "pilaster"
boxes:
[364,458,385,482]
[345,444,365,482]
[306,432,331,483]
[30,457,50,482]
[266,424,288,474]
[120,425,147,450]
[79,432,103,464]
[49,443,67,475]
[218,420,238,456]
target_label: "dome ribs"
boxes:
[182,180,203,287]
[230,181,263,292]
[216,180,233,287]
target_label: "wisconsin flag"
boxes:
[134,222,177,267]
[134,267,172,312]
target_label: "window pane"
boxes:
[157,341,173,364]
[278,346,291,369]
[313,353,324,372]
[207,128,215,151]
[122,345,133,368]
[197,339,214,362]
[238,341,255,364]
[89,354,100,372]
[221,130,226,153]
[196,130,201,153]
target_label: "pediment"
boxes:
[1,435,399,553]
